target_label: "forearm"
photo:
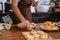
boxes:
[12,5,25,22]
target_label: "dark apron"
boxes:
[18,0,32,22]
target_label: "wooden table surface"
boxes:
[0,29,25,40]
[0,25,60,40]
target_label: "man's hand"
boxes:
[22,20,32,30]
[31,0,38,7]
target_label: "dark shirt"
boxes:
[18,0,32,6]
[21,0,32,4]
[18,0,32,22]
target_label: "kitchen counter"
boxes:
[0,28,25,40]
[45,31,60,39]
[0,24,60,40]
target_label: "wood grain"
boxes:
[0,23,60,40]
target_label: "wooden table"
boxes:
[0,25,60,40]
[0,29,25,40]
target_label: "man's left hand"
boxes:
[31,1,38,7]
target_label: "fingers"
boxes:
[25,21,32,30]
[26,22,31,30]
[22,20,33,30]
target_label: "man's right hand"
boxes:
[22,20,32,30]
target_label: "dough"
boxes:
[23,32,30,36]
[40,33,48,39]
[31,31,37,34]
[4,23,11,30]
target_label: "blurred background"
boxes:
[0,0,60,23]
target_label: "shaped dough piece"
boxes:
[25,35,34,40]
[4,23,11,30]
[40,33,48,39]
[23,32,30,36]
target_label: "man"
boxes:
[12,0,37,30]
